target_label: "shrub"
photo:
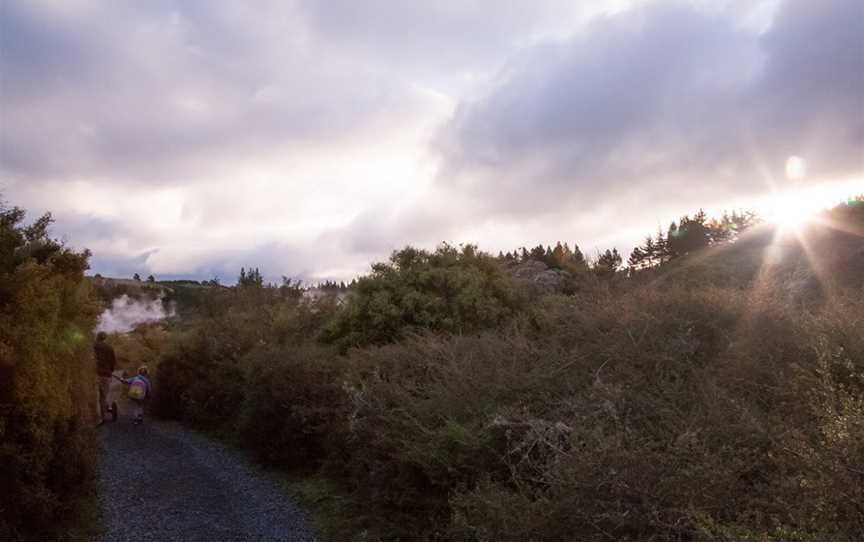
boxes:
[236,344,349,469]
[0,204,101,541]
[322,244,524,349]
[149,200,864,540]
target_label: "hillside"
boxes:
[142,200,864,541]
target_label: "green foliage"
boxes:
[629,208,760,271]
[150,200,864,541]
[151,282,340,429]
[0,203,101,541]
[592,247,622,278]
[238,266,264,288]
[237,345,349,469]
[321,244,522,349]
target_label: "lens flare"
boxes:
[758,180,863,232]
[785,156,806,181]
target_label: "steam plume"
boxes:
[96,294,175,334]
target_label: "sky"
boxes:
[2,0,863,283]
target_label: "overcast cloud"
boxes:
[1,0,862,282]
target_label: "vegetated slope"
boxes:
[151,199,864,541]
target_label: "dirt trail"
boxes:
[97,378,316,542]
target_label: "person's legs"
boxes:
[97,376,111,422]
[131,402,144,423]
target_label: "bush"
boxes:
[0,204,101,541]
[322,244,524,349]
[150,200,864,541]
[236,344,349,469]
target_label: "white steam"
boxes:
[96,294,176,333]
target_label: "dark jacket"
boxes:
[94,341,116,377]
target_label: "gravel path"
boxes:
[97,406,317,541]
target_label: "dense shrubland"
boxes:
[6,195,862,541]
[0,204,102,541]
[145,198,864,540]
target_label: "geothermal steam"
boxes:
[96,294,175,333]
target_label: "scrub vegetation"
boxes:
[0,203,102,541]
[3,196,863,541]
[150,198,864,540]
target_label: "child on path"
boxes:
[122,366,151,424]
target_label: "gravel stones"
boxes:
[98,419,317,542]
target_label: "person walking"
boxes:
[121,366,151,424]
[94,331,117,425]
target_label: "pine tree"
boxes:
[238,267,264,288]
[654,228,670,264]
[628,246,645,269]
[642,236,657,267]
[668,213,710,255]
[594,248,622,278]
[530,245,546,262]
[572,243,586,267]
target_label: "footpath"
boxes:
[97,378,317,542]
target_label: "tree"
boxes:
[1,202,101,538]
[628,246,646,270]
[707,210,759,243]
[668,212,711,256]
[147,274,155,283]
[571,243,587,267]
[654,228,671,264]
[133,273,141,281]
[530,244,547,262]
[550,242,566,269]
[593,248,622,279]
[238,267,264,288]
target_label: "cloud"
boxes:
[2,0,861,281]
[436,0,864,216]
[0,1,444,184]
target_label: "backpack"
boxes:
[128,377,147,401]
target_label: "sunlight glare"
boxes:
[785,155,806,180]
[765,190,813,229]
[759,179,864,231]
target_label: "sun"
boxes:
[765,191,814,230]
[759,179,864,232]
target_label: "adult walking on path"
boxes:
[98,412,317,542]
[94,331,116,424]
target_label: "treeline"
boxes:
[498,208,760,276]
[147,200,864,540]
[1,204,101,541]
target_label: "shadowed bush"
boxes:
[0,204,101,541]
[237,344,349,469]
